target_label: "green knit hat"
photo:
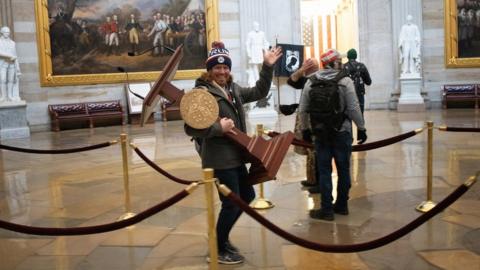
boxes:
[347,48,357,60]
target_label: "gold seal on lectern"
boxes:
[180,88,219,129]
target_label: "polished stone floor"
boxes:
[0,109,479,270]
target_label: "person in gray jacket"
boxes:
[298,49,367,221]
[184,41,282,264]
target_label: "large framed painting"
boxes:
[445,0,480,68]
[34,0,219,86]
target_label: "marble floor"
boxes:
[0,109,479,270]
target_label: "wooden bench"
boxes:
[442,84,479,109]
[48,100,124,131]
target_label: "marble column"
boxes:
[0,0,14,37]
[239,0,301,129]
[239,0,276,124]
[358,0,394,110]
[0,0,29,139]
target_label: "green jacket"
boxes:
[185,64,274,169]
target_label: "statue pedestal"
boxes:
[398,75,425,112]
[0,101,30,139]
[247,86,278,129]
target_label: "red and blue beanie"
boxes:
[320,49,341,66]
[206,41,232,71]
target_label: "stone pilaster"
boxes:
[0,0,14,36]
[358,0,394,109]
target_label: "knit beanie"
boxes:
[347,48,357,60]
[206,41,232,71]
[320,49,341,66]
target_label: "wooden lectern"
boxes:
[140,46,294,185]
[140,45,185,126]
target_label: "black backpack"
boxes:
[345,62,364,94]
[308,71,347,142]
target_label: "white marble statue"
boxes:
[0,26,22,103]
[398,15,421,76]
[246,21,269,86]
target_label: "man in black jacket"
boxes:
[342,48,371,115]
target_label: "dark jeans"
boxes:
[314,131,352,213]
[214,165,255,252]
[357,93,365,115]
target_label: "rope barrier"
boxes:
[266,128,424,152]
[437,125,480,132]
[217,173,477,253]
[0,183,198,236]
[131,145,198,185]
[0,140,118,154]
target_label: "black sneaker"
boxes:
[301,180,317,187]
[308,186,320,194]
[309,209,334,221]
[333,206,349,215]
[225,241,240,254]
[207,250,244,265]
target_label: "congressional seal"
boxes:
[180,88,219,129]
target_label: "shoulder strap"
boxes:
[333,70,347,82]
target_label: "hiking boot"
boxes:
[309,209,334,221]
[225,241,239,254]
[308,186,320,194]
[207,250,244,265]
[301,180,317,187]
[333,206,349,215]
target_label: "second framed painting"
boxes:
[445,0,480,68]
[35,0,219,86]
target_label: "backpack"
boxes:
[345,62,364,95]
[308,71,347,142]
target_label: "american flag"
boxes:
[302,17,314,47]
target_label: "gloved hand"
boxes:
[357,129,367,144]
[302,129,313,143]
[279,104,299,116]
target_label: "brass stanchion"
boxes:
[251,124,275,210]
[118,133,136,220]
[416,121,437,212]
[203,168,218,269]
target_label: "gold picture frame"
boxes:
[34,0,218,86]
[444,0,480,68]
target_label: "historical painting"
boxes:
[35,0,218,86]
[445,0,480,67]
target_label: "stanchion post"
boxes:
[416,121,437,212]
[251,124,275,210]
[203,168,218,269]
[119,133,136,220]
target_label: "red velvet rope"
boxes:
[0,141,114,154]
[441,127,480,132]
[0,188,191,235]
[267,129,420,152]
[222,181,472,253]
[133,147,197,185]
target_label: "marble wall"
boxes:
[8,0,480,131]
[422,0,480,104]
[358,0,395,109]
